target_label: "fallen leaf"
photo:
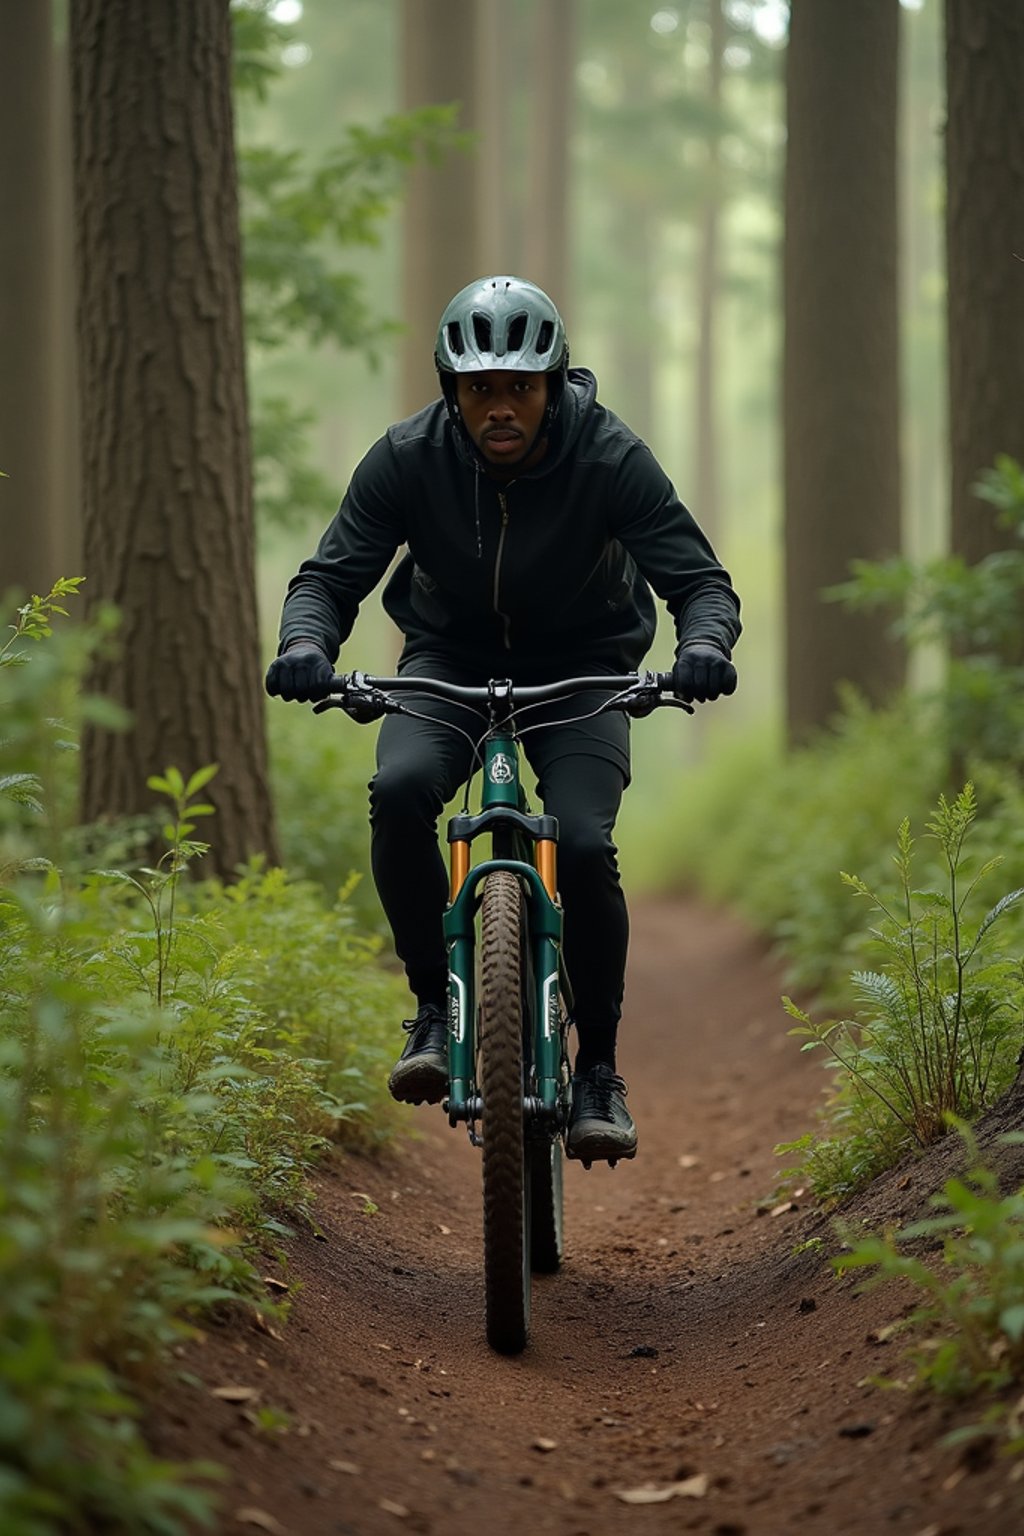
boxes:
[253,1313,284,1341]
[328,1460,360,1475]
[235,1509,288,1534]
[615,1474,709,1505]
[213,1385,259,1403]
[262,1276,289,1293]
[867,1323,900,1345]
[379,1499,409,1518]
[678,1154,700,1169]
[533,1437,558,1452]
[438,1224,452,1235]
[770,1201,796,1218]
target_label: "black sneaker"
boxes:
[387,1003,449,1105]
[566,1064,638,1166]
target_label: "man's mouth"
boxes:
[483,428,523,456]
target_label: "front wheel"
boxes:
[478,870,530,1353]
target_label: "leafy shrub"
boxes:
[779,787,1024,1204]
[0,586,407,1532]
[836,1124,1024,1453]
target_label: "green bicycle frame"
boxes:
[443,730,566,1125]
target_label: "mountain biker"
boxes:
[266,275,741,1165]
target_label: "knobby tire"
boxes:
[479,870,530,1353]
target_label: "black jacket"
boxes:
[278,369,741,672]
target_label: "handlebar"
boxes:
[312,669,692,722]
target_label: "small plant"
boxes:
[781,786,1024,1203]
[835,1123,1024,1452]
[95,766,218,1005]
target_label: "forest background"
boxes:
[3,2,1024,1531]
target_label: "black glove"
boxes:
[265,641,334,703]
[672,643,737,704]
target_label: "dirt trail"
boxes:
[153,899,1024,1535]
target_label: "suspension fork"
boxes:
[445,730,564,1124]
[444,858,564,1124]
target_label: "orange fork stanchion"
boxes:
[450,839,470,901]
[536,839,557,901]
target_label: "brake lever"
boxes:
[311,685,402,722]
[621,679,695,718]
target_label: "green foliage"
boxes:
[780,787,1024,1204]
[834,457,1024,765]
[836,1124,1024,1452]
[656,693,947,996]
[267,701,382,929]
[0,587,407,1531]
[241,107,464,357]
[1,579,128,879]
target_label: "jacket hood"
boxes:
[447,366,597,479]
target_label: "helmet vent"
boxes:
[472,313,493,351]
[507,313,528,351]
[536,319,554,357]
[445,321,465,357]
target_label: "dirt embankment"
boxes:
[151,899,1024,1536]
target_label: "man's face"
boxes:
[455,370,550,471]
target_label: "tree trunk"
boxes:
[0,0,60,598]
[52,36,82,576]
[693,0,725,547]
[70,0,279,875]
[783,0,904,745]
[399,0,482,417]
[474,0,516,277]
[945,0,1024,566]
[523,0,576,320]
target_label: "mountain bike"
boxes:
[315,669,687,1354]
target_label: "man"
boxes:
[266,275,740,1165]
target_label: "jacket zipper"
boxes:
[493,488,513,649]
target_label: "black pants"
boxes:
[368,653,631,1071]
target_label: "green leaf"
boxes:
[185,764,220,798]
[999,1305,1024,1344]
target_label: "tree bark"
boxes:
[52,36,82,576]
[783,0,905,744]
[945,0,1024,566]
[71,0,279,874]
[0,0,60,598]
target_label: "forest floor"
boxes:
[149,898,1024,1536]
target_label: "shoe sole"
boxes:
[564,1134,638,1168]
[388,1058,448,1106]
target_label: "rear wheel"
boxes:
[529,1137,564,1273]
[478,870,530,1353]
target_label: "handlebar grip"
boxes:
[655,671,675,693]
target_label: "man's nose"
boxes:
[487,396,515,417]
